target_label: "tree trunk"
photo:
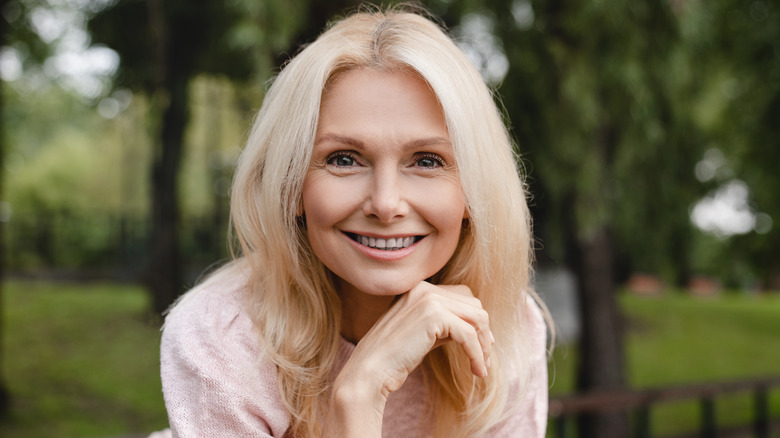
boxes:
[574,226,629,437]
[571,119,628,437]
[0,0,13,415]
[768,259,780,291]
[144,0,188,315]
[147,77,188,315]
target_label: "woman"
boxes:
[161,6,551,437]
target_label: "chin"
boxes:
[358,282,417,297]
[335,274,428,298]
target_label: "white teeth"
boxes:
[354,234,416,250]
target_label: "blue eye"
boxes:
[415,154,444,168]
[326,153,358,167]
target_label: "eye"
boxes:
[326,152,359,167]
[414,153,445,168]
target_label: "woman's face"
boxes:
[302,68,466,299]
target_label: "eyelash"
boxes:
[325,151,360,167]
[415,153,445,168]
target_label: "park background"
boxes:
[0,0,778,437]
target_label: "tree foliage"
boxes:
[88,0,274,313]
[696,0,780,288]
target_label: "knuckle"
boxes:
[475,308,489,325]
[420,296,445,318]
[467,296,483,308]
[417,290,437,307]
[454,284,473,297]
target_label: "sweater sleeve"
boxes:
[160,276,290,437]
[486,299,549,438]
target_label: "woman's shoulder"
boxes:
[160,260,291,435]
[163,263,259,353]
[163,260,254,342]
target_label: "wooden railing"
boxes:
[548,376,780,437]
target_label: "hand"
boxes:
[339,281,493,397]
[322,282,493,437]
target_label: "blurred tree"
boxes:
[88,0,255,314]
[699,0,780,290]
[467,0,695,435]
[0,0,69,414]
[0,0,10,417]
[88,0,276,314]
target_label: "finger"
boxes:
[416,284,488,328]
[444,317,489,377]
[432,296,493,364]
[459,306,492,365]
[406,283,494,370]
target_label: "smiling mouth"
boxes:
[345,232,423,251]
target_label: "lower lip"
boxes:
[343,233,421,261]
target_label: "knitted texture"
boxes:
[157,273,548,437]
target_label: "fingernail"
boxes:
[485,357,491,369]
[483,365,489,377]
[490,332,495,344]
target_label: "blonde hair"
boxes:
[230,5,549,437]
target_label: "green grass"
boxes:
[549,291,780,436]
[0,281,168,437]
[1,282,778,437]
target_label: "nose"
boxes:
[362,165,409,222]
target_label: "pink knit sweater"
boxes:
[158,271,549,437]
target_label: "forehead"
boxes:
[321,67,440,108]
[317,68,449,145]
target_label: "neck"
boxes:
[336,280,397,344]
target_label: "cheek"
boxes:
[417,183,467,237]
[440,203,467,238]
[302,176,354,229]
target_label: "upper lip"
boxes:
[342,230,424,239]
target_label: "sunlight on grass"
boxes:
[626,292,780,385]
[548,290,780,436]
[0,281,169,438]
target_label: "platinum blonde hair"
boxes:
[230,6,549,437]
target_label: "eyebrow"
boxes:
[314,133,452,151]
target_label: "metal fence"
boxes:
[4,210,229,282]
[549,376,780,438]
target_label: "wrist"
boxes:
[330,371,388,412]
[323,377,386,437]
